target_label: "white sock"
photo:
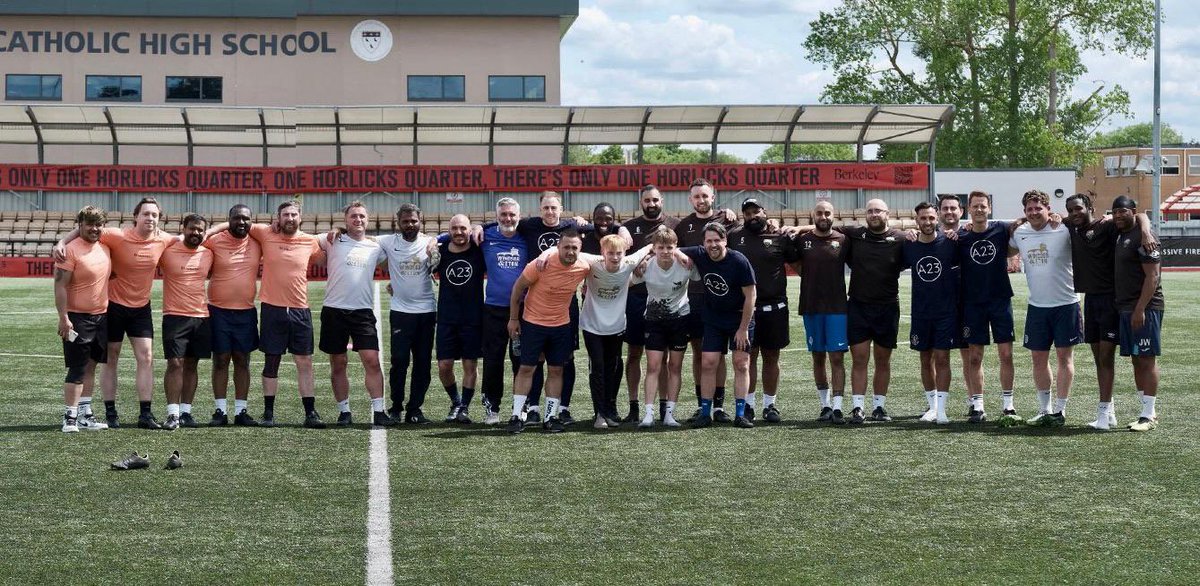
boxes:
[1140,394,1157,419]
[1106,400,1116,416]
[65,405,78,418]
[511,394,527,417]
[1054,397,1068,414]
[235,399,248,414]
[873,394,886,409]
[832,395,843,410]
[1037,390,1051,413]
[970,394,983,411]
[338,399,351,414]
[214,398,227,413]
[1001,390,1014,411]
[78,399,92,416]
[745,392,757,409]
[1097,401,1110,420]
[816,387,830,408]
[545,397,560,418]
[180,403,192,414]
[665,401,676,417]
[643,404,655,419]
[925,390,937,410]
[763,393,776,408]
[167,403,180,417]
[851,395,865,410]
[935,391,948,417]
[371,398,385,413]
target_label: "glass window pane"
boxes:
[489,76,523,100]
[166,77,200,100]
[408,76,443,100]
[7,75,40,99]
[120,77,141,99]
[201,77,222,101]
[523,76,545,100]
[443,76,464,100]
[41,76,61,99]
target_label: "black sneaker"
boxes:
[685,408,703,424]
[405,409,430,425]
[763,405,782,423]
[622,405,640,424]
[304,411,327,429]
[542,416,565,433]
[110,452,150,470]
[830,409,846,425]
[179,413,199,428]
[337,412,353,427]
[209,409,229,427]
[691,413,713,428]
[1047,412,1066,427]
[445,404,459,423]
[713,409,733,424]
[523,409,542,427]
[745,405,756,422]
[559,409,575,426]
[506,415,524,434]
[387,406,403,421]
[164,450,183,470]
[234,410,260,427]
[967,409,987,424]
[817,406,833,421]
[372,411,400,427]
[105,410,121,429]
[849,407,865,425]
[454,407,472,424]
[260,410,277,428]
[162,414,180,431]
[869,406,892,422]
[138,413,163,430]
[733,415,754,428]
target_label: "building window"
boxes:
[1120,154,1137,176]
[1189,154,1200,176]
[165,76,222,102]
[1160,154,1180,175]
[488,75,545,102]
[1103,155,1120,178]
[407,75,465,101]
[5,74,62,101]
[86,75,142,102]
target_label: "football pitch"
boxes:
[1,274,1198,585]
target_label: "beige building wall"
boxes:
[1077,146,1200,217]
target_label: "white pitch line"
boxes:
[365,281,393,586]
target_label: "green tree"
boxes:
[642,144,744,164]
[804,0,1153,168]
[757,143,856,162]
[594,144,626,164]
[565,144,595,165]
[1089,122,1184,148]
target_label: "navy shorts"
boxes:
[436,322,483,361]
[685,297,706,340]
[1083,293,1120,345]
[1119,309,1162,357]
[803,313,848,353]
[209,305,259,355]
[624,292,648,346]
[847,299,899,349]
[319,307,379,355]
[701,318,755,354]
[960,298,1016,345]
[162,315,212,360]
[260,302,314,356]
[644,316,690,352]
[910,313,958,351]
[1023,303,1082,351]
[106,301,153,343]
[519,320,574,367]
[752,303,790,350]
[63,312,108,374]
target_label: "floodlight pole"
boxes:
[1151,0,1162,230]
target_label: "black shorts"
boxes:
[624,292,649,346]
[209,305,259,355]
[685,304,706,340]
[106,301,153,343]
[752,302,790,350]
[319,306,380,354]
[260,302,314,356]
[436,322,483,361]
[1083,293,1120,345]
[162,315,212,360]
[702,318,756,354]
[644,316,690,352]
[63,312,108,372]
[847,299,899,349]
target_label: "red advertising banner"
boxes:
[0,162,927,194]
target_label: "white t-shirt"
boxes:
[631,257,698,321]
[377,233,437,313]
[1009,222,1078,307]
[578,248,651,335]
[323,235,385,310]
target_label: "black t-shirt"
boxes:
[728,227,799,306]
[680,246,756,328]
[842,226,905,304]
[1113,227,1165,311]
[675,212,738,302]
[1068,218,1119,295]
[581,222,623,255]
[795,231,848,314]
[516,217,592,254]
[435,241,486,324]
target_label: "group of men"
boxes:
[51,181,1166,435]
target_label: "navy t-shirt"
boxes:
[680,246,757,328]
[435,241,486,324]
[903,235,960,318]
[516,217,593,254]
[957,221,1014,303]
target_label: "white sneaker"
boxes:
[483,410,500,425]
[1028,410,1049,425]
[638,414,655,428]
[78,414,109,431]
[593,415,609,429]
[1086,418,1111,430]
[1106,411,1118,427]
[919,409,937,423]
[663,413,681,427]
[935,413,950,425]
[62,416,78,433]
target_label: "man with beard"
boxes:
[158,214,214,430]
[434,214,486,424]
[794,201,848,424]
[1111,196,1165,432]
[904,202,960,424]
[204,205,261,426]
[477,198,528,424]
[54,206,111,432]
[1064,192,1156,430]
[728,198,799,423]
[620,185,679,423]
[378,203,438,424]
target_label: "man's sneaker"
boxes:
[713,409,733,424]
[869,406,892,422]
[387,407,403,421]
[622,409,641,425]
[137,413,162,430]
[164,450,183,470]
[1107,411,1119,427]
[454,407,472,424]
[405,409,430,425]
[1086,418,1111,431]
[372,411,400,427]
[260,410,277,428]
[849,407,865,425]
[78,413,109,431]
[763,405,782,423]
[1046,412,1066,427]
[542,416,565,433]
[1129,416,1158,432]
[1027,411,1050,426]
[483,409,501,426]
[161,414,180,431]
[506,415,524,434]
[830,409,846,425]
[523,409,542,427]
[105,411,121,429]
[445,404,460,423]
[967,409,987,424]
[179,413,199,428]
[663,413,682,427]
[744,405,755,422]
[817,406,833,422]
[996,409,1023,427]
[235,410,260,427]
[638,414,655,429]
[62,415,78,433]
[558,409,576,426]
[919,409,938,423]
[304,411,328,429]
[337,412,353,427]
[733,415,754,429]
[110,452,150,470]
[691,413,713,428]
[936,413,950,425]
[603,415,622,428]
[209,409,229,426]
[594,415,609,429]
[685,408,703,424]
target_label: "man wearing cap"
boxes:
[1110,195,1165,432]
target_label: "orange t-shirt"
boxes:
[55,238,111,315]
[250,224,322,308]
[99,227,176,308]
[159,245,213,317]
[206,231,262,310]
[520,257,590,327]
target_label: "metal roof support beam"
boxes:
[783,106,805,163]
[412,110,419,165]
[25,106,43,164]
[561,107,575,165]
[928,138,938,203]
[181,109,194,166]
[636,107,652,164]
[857,105,880,162]
[488,107,497,165]
[259,109,268,167]
[333,107,342,166]
[103,107,119,164]
[711,106,729,163]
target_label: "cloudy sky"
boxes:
[560,0,1196,161]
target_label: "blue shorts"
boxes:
[209,305,259,355]
[910,313,958,351]
[701,318,755,354]
[1119,309,1162,357]
[803,313,848,353]
[436,322,483,361]
[960,298,1015,345]
[519,320,574,367]
[1084,293,1120,345]
[623,292,648,346]
[1023,303,1082,351]
[259,303,314,356]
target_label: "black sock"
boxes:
[301,396,315,415]
[445,383,460,406]
[104,400,116,412]
[461,387,475,408]
[714,387,726,409]
[139,401,151,416]
[629,400,639,413]
[659,399,667,418]
[264,395,276,412]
